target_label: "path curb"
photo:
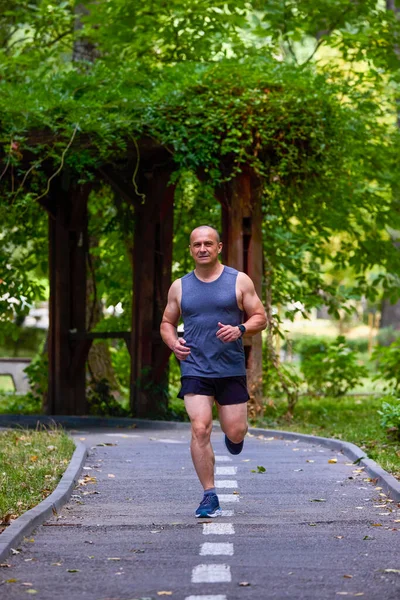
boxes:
[249,426,400,502]
[0,439,87,563]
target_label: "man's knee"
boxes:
[224,422,248,443]
[191,420,212,444]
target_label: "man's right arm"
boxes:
[160,279,191,361]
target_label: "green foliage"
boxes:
[24,352,48,404]
[301,335,368,397]
[87,378,129,417]
[378,396,400,438]
[372,338,400,392]
[375,326,400,348]
[288,334,369,359]
[0,392,41,415]
[0,325,46,357]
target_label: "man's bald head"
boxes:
[189,226,221,245]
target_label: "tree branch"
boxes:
[301,6,353,66]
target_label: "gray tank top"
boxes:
[180,266,246,378]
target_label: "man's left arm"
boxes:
[216,273,267,343]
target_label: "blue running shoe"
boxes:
[225,434,244,455]
[195,493,222,518]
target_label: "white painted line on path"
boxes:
[203,523,235,535]
[200,542,234,556]
[156,438,186,444]
[216,466,237,475]
[104,433,140,438]
[215,456,232,462]
[215,480,238,488]
[218,494,239,503]
[221,509,234,516]
[191,564,232,583]
[185,596,227,600]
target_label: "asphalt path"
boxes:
[1,425,400,600]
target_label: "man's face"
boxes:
[189,228,222,267]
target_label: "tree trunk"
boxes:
[86,235,119,392]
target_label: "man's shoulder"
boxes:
[223,265,239,276]
[181,270,195,281]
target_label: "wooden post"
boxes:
[47,176,90,414]
[131,168,175,417]
[219,168,264,415]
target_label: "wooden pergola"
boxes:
[42,138,264,417]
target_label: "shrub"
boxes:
[375,326,400,348]
[372,338,400,392]
[377,396,400,438]
[289,335,331,362]
[301,335,368,397]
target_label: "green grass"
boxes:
[253,395,400,480]
[0,427,75,527]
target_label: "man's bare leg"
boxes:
[184,394,215,490]
[217,401,248,443]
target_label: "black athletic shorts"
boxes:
[178,376,249,406]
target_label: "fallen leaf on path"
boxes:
[310,498,326,502]
[67,569,80,573]
[328,458,338,464]
[157,592,173,596]
[108,474,116,478]
[26,590,38,595]
[242,459,250,462]
[108,557,121,561]
[239,582,251,586]
[0,563,11,567]
[363,535,374,540]
[11,548,20,555]
[96,442,117,446]
[335,536,344,539]
[233,491,240,495]
[5,579,17,583]
[343,574,353,578]
[294,469,303,472]
[21,582,33,586]
[371,523,382,527]
[306,460,314,463]
[151,530,161,534]
[51,562,62,566]
[383,569,400,574]
[251,466,266,473]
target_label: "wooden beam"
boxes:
[131,168,175,417]
[47,176,90,415]
[218,168,264,415]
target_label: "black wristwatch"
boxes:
[237,324,246,337]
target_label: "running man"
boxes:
[160,225,267,517]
